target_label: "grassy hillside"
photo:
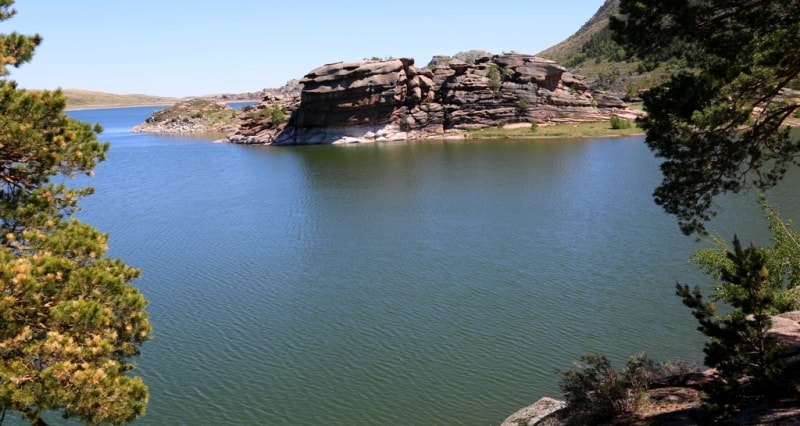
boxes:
[537,0,672,95]
[538,0,620,65]
[55,89,179,110]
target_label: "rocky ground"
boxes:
[132,98,240,134]
[503,312,800,426]
[132,80,303,136]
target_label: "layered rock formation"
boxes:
[227,52,641,145]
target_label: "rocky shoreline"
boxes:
[502,312,800,425]
[230,52,641,145]
[135,51,643,144]
[132,98,240,134]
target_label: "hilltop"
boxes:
[57,81,303,111]
[537,0,619,65]
[537,0,671,95]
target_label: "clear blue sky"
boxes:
[6,1,605,97]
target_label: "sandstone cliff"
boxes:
[227,52,641,145]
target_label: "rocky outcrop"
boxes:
[134,79,304,138]
[133,99,238,134]
[503,312,800,426]
[501,397,565,426]
[226,93,300,144]
[226,52,642,145]
[261,57,448,145]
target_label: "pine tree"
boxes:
[0,1,151,424]
[677,237,790,412]
[611,0,800,235]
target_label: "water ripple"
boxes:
[60,113,800,425]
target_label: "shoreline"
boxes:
[66,98,261,112]
[66,103,175,112]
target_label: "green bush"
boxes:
[559,353,658,425]
[530,121,538,133]
[610,115,633,129]
[270,105,286,126]
[625,84,639,101]
[636,57,660,73]
[611,115,633,130]
[487,64,503,97]
[516,97,531,113]
[565,52,588,68]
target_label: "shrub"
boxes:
[636,57,660,73]
[530,122,538,133]
[566,52,588,68]
[516,97,531,113]
[559,353,659,425]
[487,64,503,97]
[270,105,286,126]
[610,115,632,129]
[625,84,639,101]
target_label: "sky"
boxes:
[6,1,606,98]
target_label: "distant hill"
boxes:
[56,89,180,110]
[56,81,301,110]
[537,0,671,95]
[538,0,620,65]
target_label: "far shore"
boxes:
[66,98,261,112]
[66,103,175,112]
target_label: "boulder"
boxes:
[501,397,566,426]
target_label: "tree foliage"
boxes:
[565,26,627,68]
[0,2,150,424]
[691,195,800,312]
[611,0,800,235]
[678,236,792,411]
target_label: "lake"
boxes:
[47,107,800,424]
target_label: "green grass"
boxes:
[467,121,643,139]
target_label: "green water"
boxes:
[35,107,796,425]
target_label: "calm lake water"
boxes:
[51,107,800,424]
